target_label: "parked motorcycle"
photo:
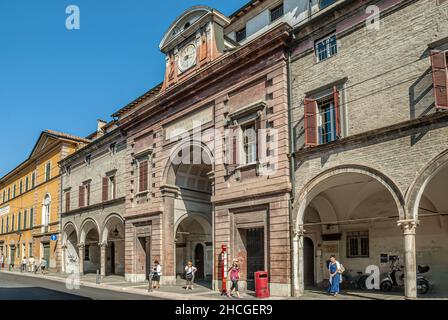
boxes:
[380,256,431,294]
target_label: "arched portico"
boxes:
[406,150,448,294]
[101,214,125,276]
[291,165,421,299]
[161,141,214,286]
[79,219,101,275]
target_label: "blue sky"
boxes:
[0,0,243,177]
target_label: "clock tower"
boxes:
[159,6,231,90]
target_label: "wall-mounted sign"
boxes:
[164,106,213,141]
[0,206,10,216]
[50,235,58,241]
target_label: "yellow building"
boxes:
[0,130,89,271]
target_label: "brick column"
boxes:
[77,244,85,275]
[100,242,107,277]
[293,227,305,297]
[399,220,419,300]
[160,184,180,286]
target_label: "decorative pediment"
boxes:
[159,6,230,53]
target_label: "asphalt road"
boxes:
[0,272,163,300]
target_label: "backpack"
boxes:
[339,262,345,274]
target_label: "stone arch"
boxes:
[101,213,125,244]
[174,212,212,235]
[293,165,405,232]
[406,149,448,220]
[79,218,101,244]
[62,222,78,245]
[162,140,214,187]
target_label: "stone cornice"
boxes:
[295,112,448,160]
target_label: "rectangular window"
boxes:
[18,212,21,231]
[31,172,36,188]
[1,217,3,234]
[23,209,27,230]
[85,183,91,206]
[29,243,33,257]
[45,162,51,182]
[304,86,342,146]
[29,208,34,229]
[236,27,247,42]
[85,155,91,166]
[65,191,71,213]
[270,3,284,23]
[315,34,338,62]
[347,231,370,258]
[6,216,9,232]
[139,160,149,192]
[25,176,29,192]
[319,0,337,9]
[109,175,116,200]
[12,215,15,232]
[12,185,16,198]
[318,96,337,144]
[242,123,257,164]
[19,181,23,194]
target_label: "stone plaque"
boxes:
[165,106,213,140]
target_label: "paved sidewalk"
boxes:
[1,269,445,300]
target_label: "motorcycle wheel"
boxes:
[380,281,393,292]
[417,279,430,295]
[358,275,369,290]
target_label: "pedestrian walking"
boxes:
[151,260,162,289]
[328,255,342,297]
[21,256,28,273]
[35,257,48,274]
[28,256,35,272]
[184,261,197,290]
[0,253,4,269]
[227,261,241,298]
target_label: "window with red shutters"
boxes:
[333,86,341,138]
[431,50,448,110]
[102,177,109,202]
[304,98,318,146]
[139,160,149,192]
[86,183,91,206]
[79,186,84,208]
[65,191,70,213]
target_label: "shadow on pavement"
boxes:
[0,287,93,300]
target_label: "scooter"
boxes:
[380,256,431,294]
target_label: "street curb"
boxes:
[0,270,223,300]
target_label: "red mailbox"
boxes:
[255,271,270,299]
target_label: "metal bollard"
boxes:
[96,270,100,284]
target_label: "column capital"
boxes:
[294,226,306,238]
[398,219,419,235]
[98,242,108,248]
[77,243,85,249]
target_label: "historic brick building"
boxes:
[290,0,448,299]
[111,2,303,296]
[59,121,127,277]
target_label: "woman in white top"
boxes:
[184,261,198,290]
[151,260,162,289]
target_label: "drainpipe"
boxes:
[287,48,297,297]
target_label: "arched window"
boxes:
[42,194,51,227]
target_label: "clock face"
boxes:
[178,44,197,72]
